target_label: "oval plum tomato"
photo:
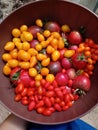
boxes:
[55,72,69,86]
[73,75,91,92]
[68,31,82,45]
[44,21,60,32]
[72,52,87,69]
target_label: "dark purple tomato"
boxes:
[44,21,60,32]
[30,39,39,48]
[28,25,43,38]
[48,61,62,75]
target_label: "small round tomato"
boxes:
[46,74,55,83]
[20,25,28,32]
[3,65,11,75]
[15,42,22,50]
[2,53,12,62]
[22,41,30,51]
[8,59,19,68]
[37,32,45,42]
[35,74,43,81]
[46,45,55,54]
[35,44,42,51]
[61,24,71,32]
[21,51,31,61]
[64,49,75,58]
[51,50,60,61]
[43,30,51,37]
[35,19,43,27]
[4,41,15,51]
[29,68,37,77]
[36,53,47,61]
[13,37,21,43]
[41,68,49,76]
[12,28,21,38]
[22,31,33,42]
[10,49,18,59]
[41,58,50,66]
[19,61,30,69]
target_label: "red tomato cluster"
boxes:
[2,19,98,116]
[14,79,78,116]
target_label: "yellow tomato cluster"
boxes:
[2,19,71,83]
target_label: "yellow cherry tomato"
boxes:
[35,19,43,27]
[18,50,31,61]
[52,32,61,39]
[61,24,71,32]
[21,51,31,61]
[12,28,21,37]
[43,30,51,37]
[15,42,22,50]
[29,68,37,77]
[10,49,18,59]
[41,58,50,66]
[40,41,49,48]
[46,35,54,44]
[22,41,30,51]
[64,49,75,58]
[28,48,38,56]
[3,65,11,75]
[46,74,55,83]
[51,50,60,61]
[20,25,28,32]
[35,74,43,81]
[20,33,26,42]
[51,38,58,49]
[8,59,19,68]
[30,56,37,68]
[36,53,47,61]
[22,31,33,42]
[19,61,30,69]
[58,38,65,49]
[12,37,21,43]
[2,53,12,62]
[46,45,55,54]
[35,44,42,51]
[41,68,49,76]
[17,50,24,60]
[37,32,45,42]
[4,41,15,51]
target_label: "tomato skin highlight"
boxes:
[55,72,68,86]
[68,31,82,45]
[73,75,91,92]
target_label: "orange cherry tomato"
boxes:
[51,50,60,61]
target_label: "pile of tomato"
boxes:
[2,19,98,116]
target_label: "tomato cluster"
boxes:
[2,19,98,116]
